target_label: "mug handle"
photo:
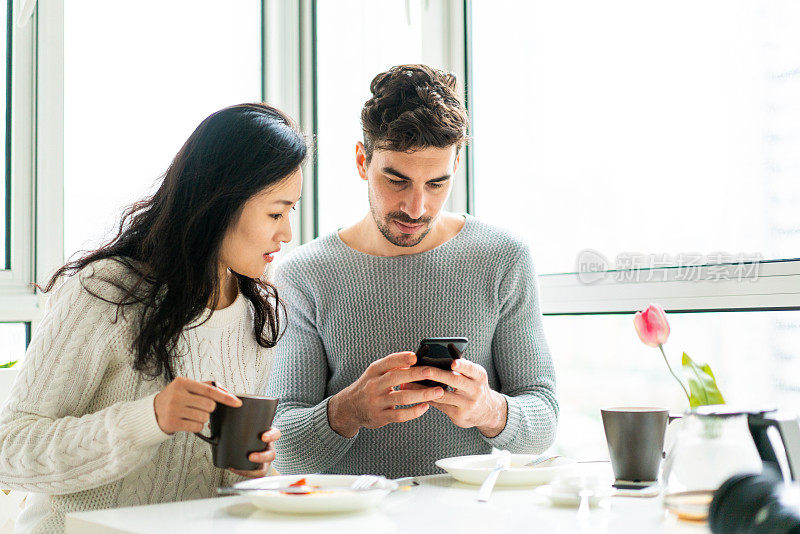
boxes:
[194,430,218,446]
[662,413,683,460]
[195,380,225,446]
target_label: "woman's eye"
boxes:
[270,214,283,220]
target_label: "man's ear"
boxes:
[355,142,368,180]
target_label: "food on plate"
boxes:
[282,477,333,496]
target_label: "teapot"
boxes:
[663,406,800,496]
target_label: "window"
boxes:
[314,0,428,236]
[549,311,800,458]
[0,0,36,336]
[0,322,27,365]
[471,0,800,274]
[63,0,262,260]
[1,0,8,270]
[470,0,800,458]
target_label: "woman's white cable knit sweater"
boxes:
[0,259,273,533]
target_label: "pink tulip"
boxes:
[633,304,670,347]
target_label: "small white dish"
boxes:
[535,484,612,507]
[435,453,577,486]
[229,474,393,514]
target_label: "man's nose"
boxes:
[402,188,426,220]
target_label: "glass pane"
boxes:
[471,1,800,274]
[64,0,261,260]
[548,311,800,459]
[315,0,425,236]
[1,0,8,269]
[0,322,26,365]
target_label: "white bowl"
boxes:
[230,474,393,514]
[435,454,577,486]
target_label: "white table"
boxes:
[66,473,710,534]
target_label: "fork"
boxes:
[350,475,384,491]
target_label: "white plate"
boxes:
[535,485,612,507]
[435,454,577,486]
[230,474,393,514]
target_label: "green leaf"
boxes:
[0,360,17,368]
[682,352,725,408]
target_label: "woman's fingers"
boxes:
[179,419,206,434]
[261,427,281,442]
[228,465,270,478]
[249,448,277,464]
[179,406,211,424]
[155,377,241,434]
[185,380,242,407]
[182,392,217,413]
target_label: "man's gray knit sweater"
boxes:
[266,215,558,479]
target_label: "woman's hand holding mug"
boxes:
[228,427,281,478]
[153,377,242,435]
[154,378,280,477]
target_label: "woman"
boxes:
[0,103,306,532]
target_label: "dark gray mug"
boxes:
[195,394,279,471]
[601,407,669,482]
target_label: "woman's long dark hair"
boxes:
[42,103,308,382]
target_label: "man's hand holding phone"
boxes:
[401,358,508,438]
[404,338,507,438]
[425,358,509,439]
[327,351,445,438]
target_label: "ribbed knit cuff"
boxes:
[482,394,522,450]
[118,392,172,450]
[311,396,358,453]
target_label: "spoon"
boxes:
[477,450,511,502]
[578,488,593,517]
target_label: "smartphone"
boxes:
[612,480,658,490]
[413,337,468,388]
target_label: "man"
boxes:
[266,64,557,478]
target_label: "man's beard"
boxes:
[370,206,434,248]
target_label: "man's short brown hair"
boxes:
[361,64,469,162]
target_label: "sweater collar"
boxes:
[189,291,248,330]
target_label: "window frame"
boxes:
[0,1,44,328]
[537,260,800,315]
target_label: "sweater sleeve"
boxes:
[0,268,171,495]
[266,264,357,474]
[481,242,559,452]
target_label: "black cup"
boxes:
[601,407,669,482]
[195,394,279,471]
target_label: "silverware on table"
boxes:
[217,485,316,495]
[217,474,397,496]
[350,474,384,491]
[477,450,511,502]
[578,488,593,516]
[392,476,420,487]
[522,455,561,468]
